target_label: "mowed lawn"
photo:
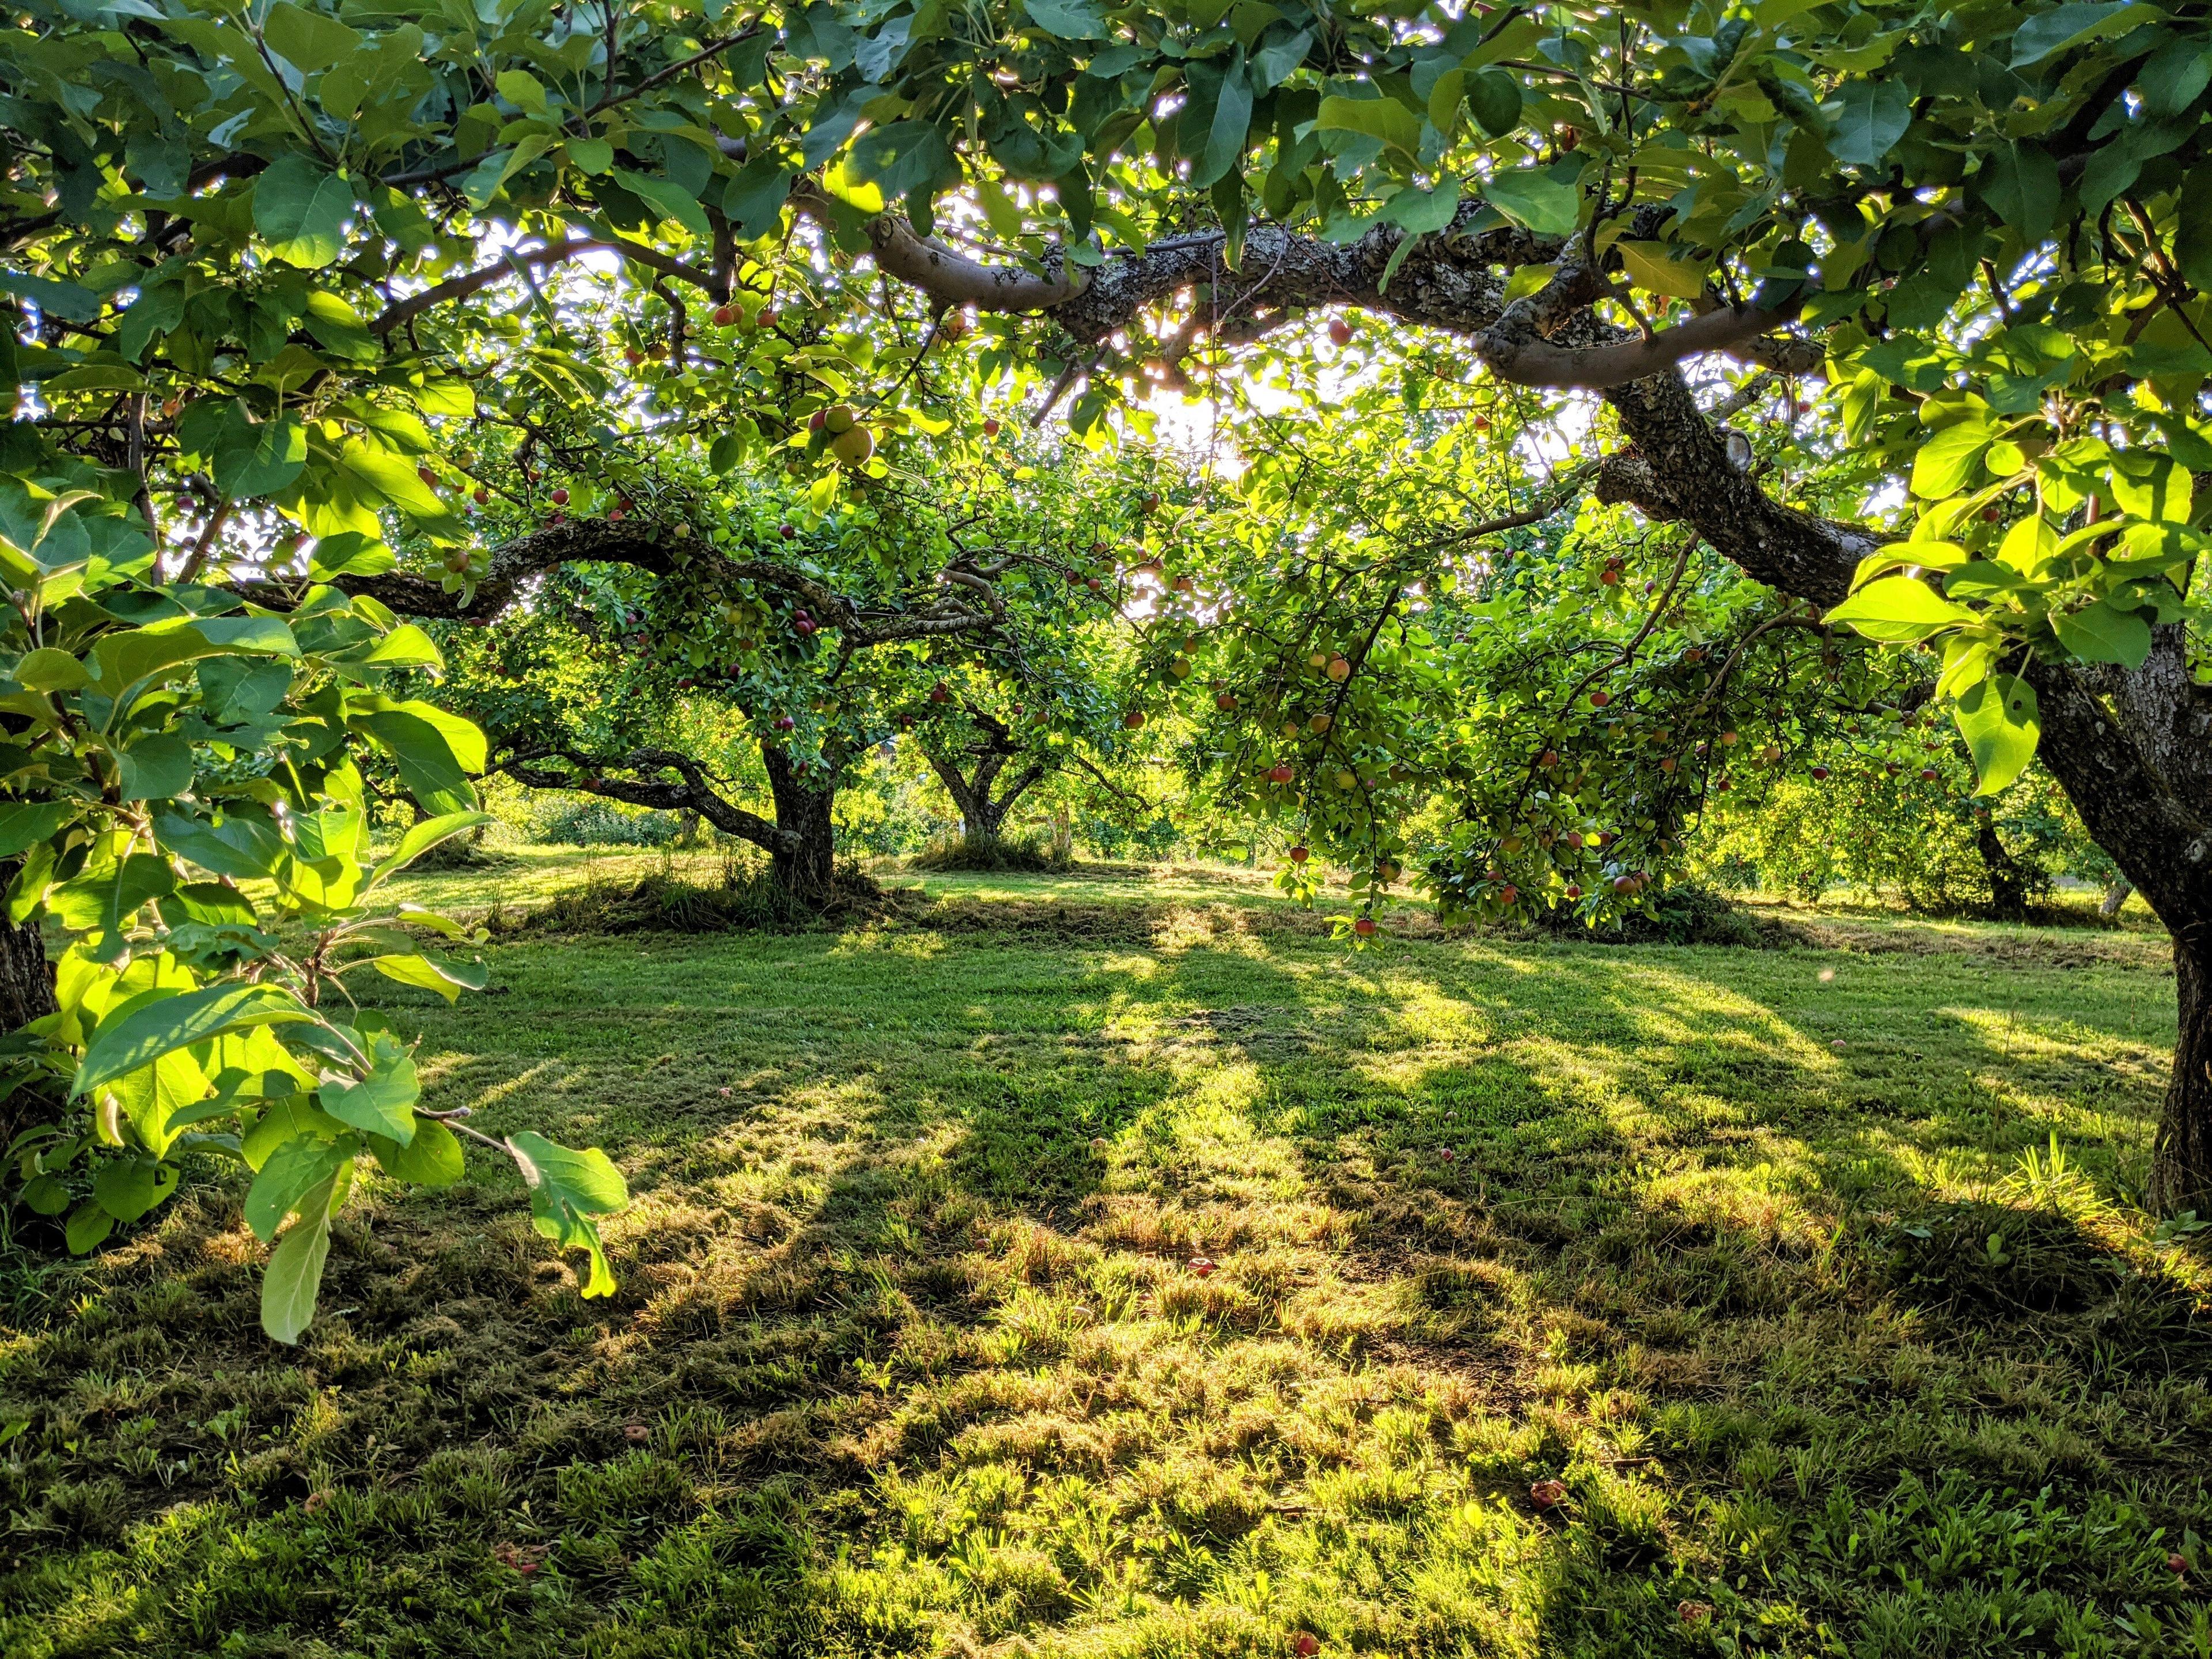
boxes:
[3,861,2208,1658]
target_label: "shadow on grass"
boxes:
[2,910,2204,1658]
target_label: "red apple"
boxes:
[1499,884,1518,904]
[1811,766,1831,781]
[1123,710,1145,729]
[418,465,437,487]
[1354,916,1376,937]
[2171,1552,2189,1574]
[1289,845,1309,863]
[930,682,950,703]
[1564,884,1582,899]
[1589,690,1610,707]
[1215,692,1237,711]
[1188,1256,1215,1276]
[551,487,569,505]
[473,486,489,505]
[1529,1479,1566,1509]
[774,714,796,731]
[1294,1636,1319,1658]
[982,418,1002,437]
[780,523,797,539]
[1538,749,1559,767]
[1328,318,1353,346]
[1267,764,1294,784]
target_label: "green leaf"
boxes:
[1823,574,1978,642]
[1978,141,2059,245]
[367,811,493,888]
[115,732,194,801]
[1827,80,1911,168]
[495,69,548,114]
[0,801,76,857]
[1315,95,1422,158]
[65,1200,113,1254]
[1481,169,1581,236]
[1380,183,1461,236]
[1192,48,1253,191]
[319,1058,419,1144]
[361,623,445,671]
[245,1132,354,1241]
[2109,453,2192,522]
[1909,422,1994,498]
[370,1118,464,1187]
[368,952,489,1002]
[566,137,614,175]
[2176,166,2212,290]
[613,169,711,239]
[261,1173,338,1343]
[1466,69,1522,139]
[93,1154,176,1223]
[2052,598,2154,668]
[1022,0,1109,39]
[357,700,485,813]
[2011,1,2154,68]
[75,982,315,1097]
[14,646,89,691]
[262,1,361,72]
[1954,673,2039,796]
[1615,241,1710,300]
[506,1130,628,1297]
[253,155,355,270]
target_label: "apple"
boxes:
[1328,318,1353,346]
[774,714,796,731]
[624,347,643,366]
[1142,492,1161,512]
[1719,730,1739,747]
[1354,916,1376,937]
[1087,577,1103,591]
[1919,766,1938,781]
[676,677,695,690]
[1289,845,1309,863]
[982,417,1002,437]
[757,308,778,328]
[1498,883,1518,904]
[608,506,626,523]
[1216,692,1238,711]
[711,304,737,327]
[794,614,817,636]
[1123,709,1145,729]
[1599,567,1619,586]
[930,681,950,703]
[1267,764,1294,783]
[1659,756,1676,773]
[1188,1256,1216,1277]
[808,409,828,433]
[2171,1553,2189,1574]
[1309,713,1332,733]
[780,523,796,539]
[418,465,438,487]
[832,425,875,465]
[1589,690,1610,707]
[1308,650,1328,669]
[823,403,858,435]
[1327,656,1350,681]
[1529,1479,1566,1510]
[1811,766,1830,781]
[551,487,569,506]
[548,511,566,525]
[474,486,489,505]
[1537,749,1559,767]
[1294,1636,1320,1658]
[1564,884,1582,899]
[1170,656,1192,679]
[1565,831,1585,849]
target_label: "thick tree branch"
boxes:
[501,745,794,852]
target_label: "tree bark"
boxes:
[0,911,52,1031]
[762,743,836,900]
[1975,823,2031,922]
[2101,879,2133,919]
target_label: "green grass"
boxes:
[3,857,2208,1658]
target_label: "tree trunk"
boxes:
[0,912,52,1031]
[2100,879,2133,919]
[1975,823,2030,922]
[2024,638,2212,1213]
[0,907,56,1151]
[762,743,836,900]
[2161,941,2212,1217]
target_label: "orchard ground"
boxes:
[3,855,2209,1658]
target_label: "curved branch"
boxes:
[501,745,794,852]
